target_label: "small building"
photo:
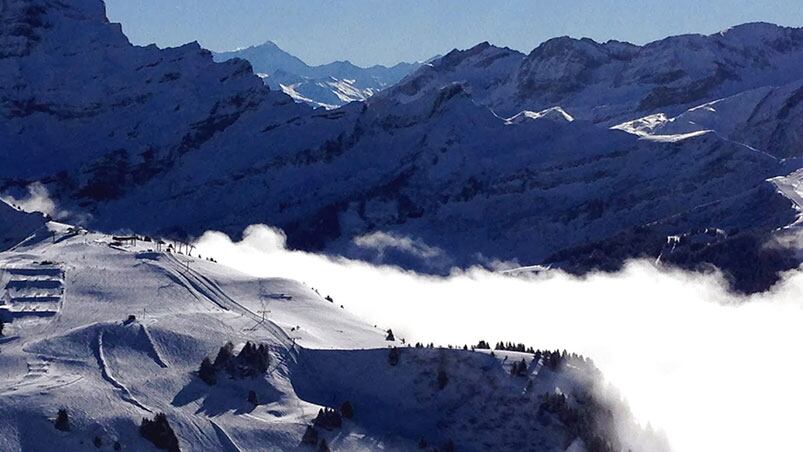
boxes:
[112,236,139,246]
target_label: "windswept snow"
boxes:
[214,41,421,109]
[506,107,575,124]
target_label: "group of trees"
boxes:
[475,340,491,349]
[302,401,353,450]
[536,391,620,452]
[52,408,122,449]
[494,342,536,353]
[535,350,564,371]
[198,341,271,384]
[139,413,180,452]
[313,408,342,430]
[534,349,595,372]
[50,409,187,452]
[510,358,528,377]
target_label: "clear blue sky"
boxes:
[105,0,803,67]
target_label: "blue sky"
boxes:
[105,0,803,67]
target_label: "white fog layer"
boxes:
[196,225,803,452]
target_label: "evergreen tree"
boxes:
[314,408,343,430]
[385,329,395,341]
[516,358,527,377]
[235,342,271,376]
[55,408,70,432]
[198,357,216,385]
[318,438,330,452]
[248,390,258,406]
[213,342,235,370]
[93,436,102,448]
[139,413,180,452]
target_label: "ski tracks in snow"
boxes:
[159,254,296,353]
[94,330,153,413]
[139,324,170,368]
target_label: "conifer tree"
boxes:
[55,408,70,432]
[139,413,180,452]
[213,342,234,369]
[198,357,216,385]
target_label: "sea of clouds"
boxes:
[194,224,803,452]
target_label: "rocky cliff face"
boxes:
[386,23,803,127]
[0,1,800,292]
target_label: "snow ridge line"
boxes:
[139,324,170,368]
[94,330,153,413]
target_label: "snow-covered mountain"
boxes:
[613,79,803,159]
[0,199,45,250]
[214,41,422,109]
[385,23,803,127]
[0,0,801,293]
[0,224,663,451]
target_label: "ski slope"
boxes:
[0,225,658,451]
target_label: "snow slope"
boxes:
[0,199,46,251]
[613,79,803,159]
[384,23,803,126]
[0,226,659,451]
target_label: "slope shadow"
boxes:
[172,374,283,416]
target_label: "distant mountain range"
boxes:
[0,0,801,294]
[213,41,425,108]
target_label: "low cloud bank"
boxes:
[196,224,803,452]
[1,182,68,219]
